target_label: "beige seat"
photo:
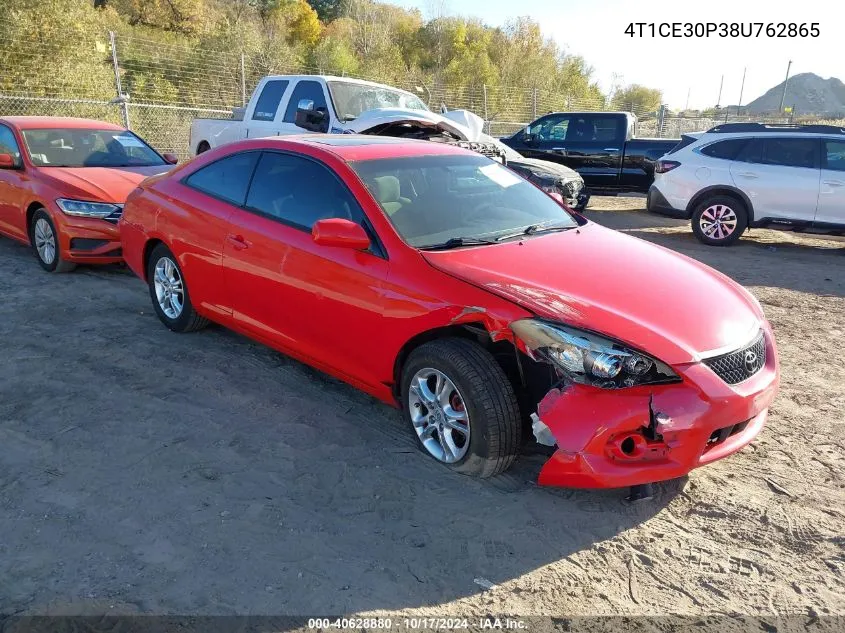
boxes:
[371,175,409,216]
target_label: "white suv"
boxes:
[647,123,845,246]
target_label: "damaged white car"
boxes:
[189,75,589,210]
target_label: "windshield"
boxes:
[21,128,166,168]
[328,81,429,122]
[350,154,578,248]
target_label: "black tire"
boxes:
[30,208,76,273]
[400,338,521,478]
[146,243,209,333]
[691,195,748,246]
[196,141,211,155]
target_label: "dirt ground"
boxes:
[0,197,843,621]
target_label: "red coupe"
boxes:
[0,117,175,272]
[120,135,779,491]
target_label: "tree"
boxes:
[612,84,662,115]
[306,0,343,22]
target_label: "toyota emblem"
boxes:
[743,350,760,373]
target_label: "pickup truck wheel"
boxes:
[401,338,521,479]
[146,243,209,333]
[196,141,210,155]
[30,208,76,273]
[691,195,747,246]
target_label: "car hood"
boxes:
[421,223,762,364]
[504,156,582,182]
[36,165,173,203]
[347,107,483,141]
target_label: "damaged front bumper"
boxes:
[529,330,779,489]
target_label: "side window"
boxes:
[565,116,617,142]
[183,152,259,206]
[761,138,818,169]
[244,152,362,230]
[823,140,845,172]
[0,125,22,164]
[591,117,624,143]
[251,80,290,122]
[699,138,748,160]
[734,137,763,164]
[284,81,329,124]
[529,116,569,141]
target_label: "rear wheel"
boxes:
[400,338,521,478]
[30,208,75,272]
[146,243,209,333]
[691,195,748,246]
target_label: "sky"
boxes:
[385,0,843,110]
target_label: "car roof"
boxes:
[0,116,126,131]
[251,134,476,161]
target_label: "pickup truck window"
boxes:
[328,81,428,122]
[252,80,290,122]
[565,116,624,143]
[184,152,259,206]
[283,81,328,125]
[244,151,362,230]
[528,116,569,141]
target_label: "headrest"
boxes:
[372,175,401,203]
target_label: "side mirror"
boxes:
[0,153,20,169]
[312,218,371,250]
[294,101,329,133]
[163,153,179,165]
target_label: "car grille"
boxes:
[703,330,766,385]
[104,204,124,224]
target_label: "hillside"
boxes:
[746,72,845,115]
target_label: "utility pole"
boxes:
[716,75,724,108]
[778,60,793,112]
[738,67,747,113]
[685,87,691,111]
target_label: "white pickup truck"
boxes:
[189,74,589,209]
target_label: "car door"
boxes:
[816,138,845,226]
[222,150,389,386]
[243,79,290,140]
[177,151,261,319]
[730,136,821,222]
[512,114,572,164]
[0,123,28,240]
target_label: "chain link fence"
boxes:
[2,22,841,158]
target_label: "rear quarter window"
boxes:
[699,138,749,160]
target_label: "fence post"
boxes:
[532,87,537,119]
[482,84,489,134]
[657,104,666,138]
[109,31,130,129]
[240,53,247,107]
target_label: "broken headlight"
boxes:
[511,319,680,389]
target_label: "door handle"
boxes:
[226,234,251,250]
[736,172,758,179]
[551,147,568,155]
[823,180,844,187]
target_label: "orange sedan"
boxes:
[0,117,175,272]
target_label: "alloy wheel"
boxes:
[153,256,184,319]
[33,218,56,265]
[699,204,738,241]
[408,367,470,463]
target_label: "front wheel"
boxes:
[31,208,75,272]
[400,338,521,478]
[146,243,209,333]
[691,195,748,246]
